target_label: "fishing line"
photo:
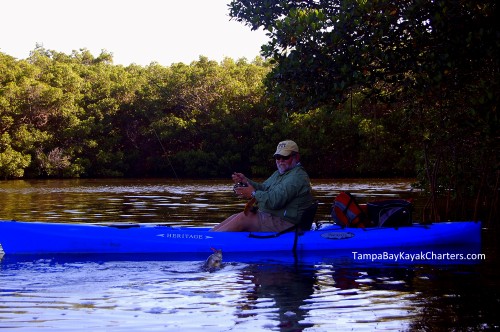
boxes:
[150,124,180,181]
[141,107,179,181]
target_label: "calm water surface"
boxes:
[0,178,498,331]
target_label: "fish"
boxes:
[203,247,223,272]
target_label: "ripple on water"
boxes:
[1,179,491,331]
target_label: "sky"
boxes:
[1,0,269,66]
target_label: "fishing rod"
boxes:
[150,125,180,181]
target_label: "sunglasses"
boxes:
[275,154,293,161]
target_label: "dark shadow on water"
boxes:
[236,262,316,331]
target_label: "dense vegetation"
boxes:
[0,0,497,223]
[0,48,415,179]
[229,0,498,223]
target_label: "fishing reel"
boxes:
[233,182,257,215]
[232,182,248,194]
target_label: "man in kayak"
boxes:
[211,140,314,232]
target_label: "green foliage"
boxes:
[229,0,498,222]
[0,133,31,179]
[230,0,498,110]
[0,48,279,179]
[0,1,496,223]
[0,0,497,191]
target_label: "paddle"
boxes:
[292,201,318,253]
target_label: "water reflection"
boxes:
[0,257,497,331]
[236,263,316,331]
[0,178,414,226]
[0,179,238,225]
[1,178,497,331]
[0,255,423,331]
[236,262,418,331]
[5,255,484,331]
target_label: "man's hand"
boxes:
[232,172,247,184]
[234,184,255,200]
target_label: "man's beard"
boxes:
[277,161,296,174]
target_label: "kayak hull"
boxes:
[0,220,481,255]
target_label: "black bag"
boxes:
[367,199,413,227]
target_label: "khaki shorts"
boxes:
[257,211,295,232]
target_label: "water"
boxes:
[0,178,415,225]
[0,178,498,331]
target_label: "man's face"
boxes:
[275,154,297,174]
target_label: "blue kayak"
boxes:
[0,220,481,255]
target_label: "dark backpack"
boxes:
[367,199,413,227]
[331,192,369,228]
